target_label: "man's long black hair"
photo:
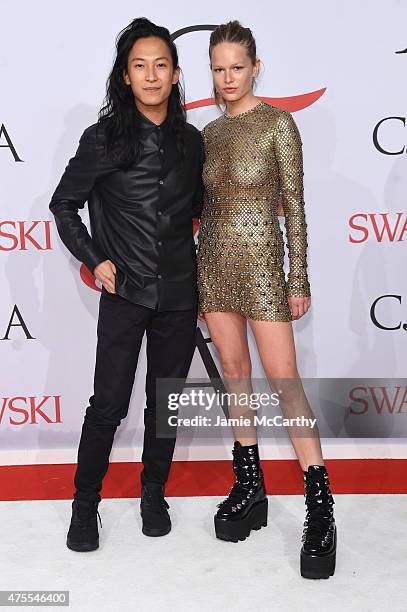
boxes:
[98,17,186,169]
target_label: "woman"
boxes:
[197,20,337,579]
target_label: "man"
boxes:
[49,18,204,551]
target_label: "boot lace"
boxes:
[217,481,250,511]
[217,455,258,511]
[302,479,334,544]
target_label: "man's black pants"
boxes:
[73,287,197,503]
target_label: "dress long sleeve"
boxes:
[49,124,108,273]
[274,110,311,297]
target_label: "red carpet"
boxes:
[0,459,406,501]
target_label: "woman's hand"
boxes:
[288,295,311,320]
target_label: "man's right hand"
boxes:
[94,260,116,293]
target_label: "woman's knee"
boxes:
[264,358,299,381]
[221,357,251,379]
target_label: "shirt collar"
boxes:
[137,109,171,132]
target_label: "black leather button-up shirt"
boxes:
[49,111,204,311]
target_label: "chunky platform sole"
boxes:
[300,526,337,579]
[66,537,99,552]
[214,498,268,542]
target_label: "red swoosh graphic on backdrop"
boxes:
[80,265,100,290]
[185,87,326,113]
[81,87,326,290]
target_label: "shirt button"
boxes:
[159,148,164,154]
[157,211,162,216]
[158,179,164,185]
[157,241,162,246]
[157,274,162,279]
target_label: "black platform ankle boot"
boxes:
[214,441,268,543]
[66,499,102,552]
[140,482,171,537]
[300,465,337,579]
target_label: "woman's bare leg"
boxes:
[204,311,256,445]
[248,319,323,470]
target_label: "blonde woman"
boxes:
[197,20,337,579]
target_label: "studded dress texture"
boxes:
[197,100,311,321]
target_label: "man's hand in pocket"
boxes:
[94,260,116,293]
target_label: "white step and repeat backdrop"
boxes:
[1,0,406,464]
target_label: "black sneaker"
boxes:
[140,483,171,537]
[66,499,102,552]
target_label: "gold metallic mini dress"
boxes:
[197,100,311,322]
